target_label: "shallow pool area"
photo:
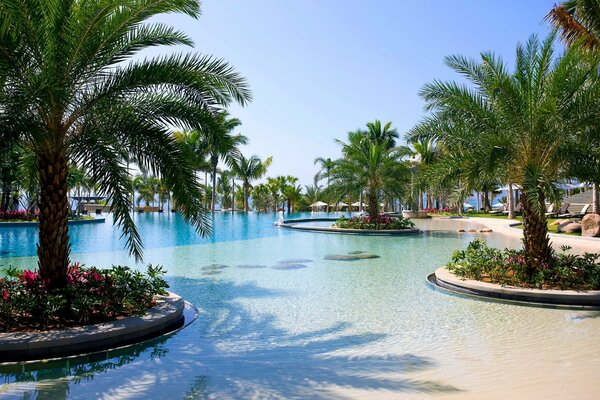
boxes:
[1,213,600,399]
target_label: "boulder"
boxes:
[581,214,600,237]
[467,228,477,233]
[557,220,575,232]
[456,229,465,233]
[559,222,582,233]
[551,219,571,226]
[478,228,493,233]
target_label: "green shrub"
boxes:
[333,215,415,230]
[0,264,169,332]
[447,240,600,289]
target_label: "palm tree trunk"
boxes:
[593,183,598,214]
[37,151,70,289]
[521,191,552,274]
[359,190,364,212]
[231,176,235,212]
[367,185,379,218]
[508,183,515,219]
[244,181,250,212]
[211,158,218,212]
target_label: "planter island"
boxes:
[429,267,600,309]
[0,292,189,362]
[277,217,420,236]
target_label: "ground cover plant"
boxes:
[447,240,600,290]
[333,215,415,230]
[0,264,168,332]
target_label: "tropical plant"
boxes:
[409,34,600,273]
[546,0,600,50]
[230,154,272,211]
[335,121,409,218]
[547,1,600,214]
[199,111,247,212]
[0,0,251,287]
[251,183,271,213]
[313,157,335,212]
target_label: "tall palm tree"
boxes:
[199,111,247,212]
[230,154,272,212]
[313,157,335,212]
[409,34,600,273]
[336,122,408,218]
[0,0,251,287]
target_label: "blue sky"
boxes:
[154,1,555,185]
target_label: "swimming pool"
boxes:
[1,213,599,399]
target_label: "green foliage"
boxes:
[333,215,415,230]
[0,264,169,332]
[447,240,600,289]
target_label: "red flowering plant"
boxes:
[422,207,456,215]
[447,240,600,290]
[0,264,168,332]
[0,210,39,222]
[333,215,415,230]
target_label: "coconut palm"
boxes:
[199,111,247,212]
[251,183,270,213]
[230,154,272,212]
[409,34,600,273]
[0,0,251,287]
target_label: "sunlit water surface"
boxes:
[0,213,599,399]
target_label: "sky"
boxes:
[150,1,556,186]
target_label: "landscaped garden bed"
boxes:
[0,264,169,332]
[446,240,600,290]
[333,215,415,230]
[0,210,96,224]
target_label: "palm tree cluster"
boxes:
[0,0,251,287]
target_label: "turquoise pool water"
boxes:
[1,213,600,399]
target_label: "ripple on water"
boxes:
[324,254,380,261]
[236,264,269,269]
[277,258,314,264]
[201,264,229,271]
[271,263,308,270]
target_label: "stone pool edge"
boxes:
[0,291,185,362]
[430,267,600,308]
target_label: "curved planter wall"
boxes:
[430,267,600,308]
[0,218,106,228]
[0,292,185,362]
[277,218,420,236]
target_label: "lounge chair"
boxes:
[502,203,522,215]
[565,204,590,219]
[547,202,570,218]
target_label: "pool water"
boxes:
[1,213,599,399]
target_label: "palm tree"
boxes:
[409,34,600,273]
[0,0,251,287]
[546,1,600,50]
[230,155,272,212]
[313,157,335,212]
[250,183,270,213]
[199,111,247,212]
[335,122,408,218]
[547,1,600,214]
